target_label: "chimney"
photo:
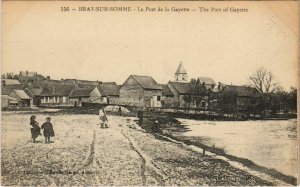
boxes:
[2,80,6,86]
[26,71,28,75]
[46,76,50,80]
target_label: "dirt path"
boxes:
[1,113,274,186]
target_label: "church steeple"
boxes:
[174,62,188,82]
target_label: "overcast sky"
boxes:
[2,1,298,90]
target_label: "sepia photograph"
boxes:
[1,1,298,186]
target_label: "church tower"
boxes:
[174,62,188,82]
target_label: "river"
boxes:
[178,119,298,177]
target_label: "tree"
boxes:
[217,90,238,116]
[287,87,297,112]
[2,72,16,79]
[190,78,197,84]
[249,67,280,94]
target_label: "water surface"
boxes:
[179,119,298,177]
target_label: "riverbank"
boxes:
[2,112,275,186]
[138,114,297,185]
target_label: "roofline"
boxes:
[126,75,162,90]
[24,88,35,96]
[98,84,108,96]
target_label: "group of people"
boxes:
[30,115,55,143]
[29,106,142,143]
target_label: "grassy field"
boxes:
[1,111,273,186]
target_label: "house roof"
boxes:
[64,79,100,86]
[69,87,96,98]
[175,62,187,75]
[198,77,216,85]
[10,90,31,100]
[130,75,162,90]
[40,84,75,96]
[1,85,25,95]
[2,79,21,85]
[25,82,44,96]
[39,79,76,87]
[159,84,174,96]
[223,85,260,97]
[99,82,120,96]
[24,88,35,98]
[168,82,207,95]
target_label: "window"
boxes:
[201,101,206,107]
[63,96,66,103]
[53,97,56,103]
[57,96,60,103]
[157,96,161,101]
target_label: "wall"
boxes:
[119,76,144,106]
[1,97,9,108]
[143,89,162,107]
[39,96,73,107]
[161,96,178,108]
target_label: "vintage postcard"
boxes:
[1,0,298,186]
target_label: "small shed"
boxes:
[8,89,33,107]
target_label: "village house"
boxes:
[220,85,261,111]
[159,84,175,108]
[119,75,162,107]
[24,82,44,106]
[98,82,120,104]
[37,79,120,107]
[1,85,24,108]
[68,80,120,105]
[167,81,209,109]
[39,82,76,106]
[69,86,102,107]
[8,89,33,107]
[166,62,210,109]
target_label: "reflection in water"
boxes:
[179,119,297,177]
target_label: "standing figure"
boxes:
[30,115,41,143]
[41,117,55,144]
[137,108,144,126]
[99,108,108,128]
[118,106,122,116]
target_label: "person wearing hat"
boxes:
[41,117,55,144]
[30,115,41,143]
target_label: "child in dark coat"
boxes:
[41,117,55,144]
[30,115,41,143]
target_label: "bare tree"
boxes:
[249,67,280,94]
